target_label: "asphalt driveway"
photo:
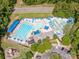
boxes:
[37,45,72,59]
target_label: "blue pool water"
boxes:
[34,23,43,30]
[13,23,33,41]
[12,22,43,41]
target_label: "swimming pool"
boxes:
[12,22,43,41]
[13,22,33,41]
[8,17,74,45]
[34,23,43,30]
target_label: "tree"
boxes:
[47,0,59,4]
[23,0,46,5]
[0,0,16,36]
[0,27,5,36]
[25,51,33,59]
[53,1,79,18]
[0,0,16,59]
[31,37,52,53]
[49,53,62,59]
[52,0,79,58]
[0,46,5,59]
[70,28,79,57]
[62,33,71,45]
[0,0,16,16]
[53,2,74,18]
[0,50,4,59]
[53,34,58,39]
[31,43,38,52]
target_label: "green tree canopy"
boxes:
[0,0,16,36]
[0,1,16,58]
[31,37,52,53]
[53,1,79,18]
[62,33,71,45]
[0,0,16,16]
[23,0,46,5]
[23,0,79,5]
[0,50,4,59]
[25,51,33,59]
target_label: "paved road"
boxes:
[39,45,72,59]
[13,7,53,13]
[41,52,50,59]
[50,46,72,59]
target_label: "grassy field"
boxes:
[49,53,62,59]
[1,39,30,59]
[62,37,71,46]
[0,50,4,59]
[10,13,52,19]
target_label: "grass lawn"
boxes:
[49,53,62,59]
[62,38,71,46]
[50,35,58,44]
[1,39,30,59]
[0,51,4,59]
[0,55,4,59]
[62,33,71,46]
[10,13,52,20]
[50,39,57,44]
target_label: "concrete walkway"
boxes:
[13,7,54,13]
